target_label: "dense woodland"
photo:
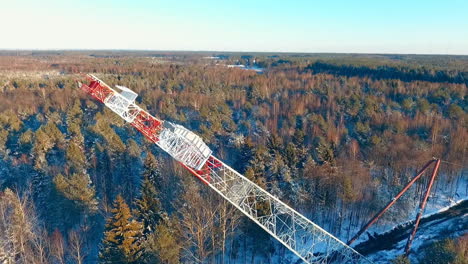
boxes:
[0,51,466,264]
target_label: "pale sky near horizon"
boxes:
[1,0,467,54]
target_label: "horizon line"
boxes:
[1,49,468,57]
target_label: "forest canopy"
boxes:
[0,51,466,263]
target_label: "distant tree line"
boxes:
[0,53,466,263]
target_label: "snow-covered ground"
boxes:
[337,169,467,263]
[226,64,264,72]
[347,170,467,243]
[222,170,467,264]
[364,199,467,263]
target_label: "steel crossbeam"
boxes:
[78,74,371,264]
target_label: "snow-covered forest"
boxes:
[0,51,466,264]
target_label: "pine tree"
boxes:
[314,136,335,165]
[66,99,85,144]
[0,110,22,132]
[135,174,163,235]
[285,142,298,168]
[234,137,254,173]
[134,155,165,263]
[341,175,356,202]
[66,99,83,125]
[151,217,181,264]
[0,129,8,154]
[19,129,34,153]
[33,121,65,168]
[100,195,143,264]
[92,112,125,153]
[66,142,87,171]
[142,153,161,185]
[54,173,98,211]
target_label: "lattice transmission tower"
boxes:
[78,74,371,264]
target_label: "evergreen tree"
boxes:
[285,142,298,168]
[66,99,85,145]
[66,99,83,125]
[100,195,143,264]
[0,129,8,154]
[341,175,356,202]
[135,173,163,235]
[66,142,87,171]
[142,153,161,185]
[314,137,336,165]
[136,153,162,235]
[145,218,182,264]
[19,129,34,153]
[92,112,125,153]
[0,110,22,132]
[234,137,254,173]
[33,121,65,169]
[54,173,98,211]
[420,239,457,264]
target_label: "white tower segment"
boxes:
[79,74,372,264]
[89,74,142,123]
[185,157,371,264]
[158,121,212,170]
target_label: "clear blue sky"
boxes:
[1,0,467,54]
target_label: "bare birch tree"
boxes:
[0,188,49,264]
[69,230,85,264]
[178,184,218,263]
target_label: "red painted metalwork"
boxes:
[195,156,223,182]
[77,74,371,263]
[79,75,164,143]
[80,78,114,103]
[181,162,211,185]
[171,156,227,187]
[347,159,442,256]
[405,159,441,254]
[347,159,436,246]
[78,74,228,190]
[130,111,163,143]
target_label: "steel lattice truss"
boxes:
[158,121,212,170]
[79,74,372,264]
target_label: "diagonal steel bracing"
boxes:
[79,74,371,264]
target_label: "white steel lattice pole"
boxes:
[78,74,372,264]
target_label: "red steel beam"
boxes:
[79,76,164,143]
[347,159,437,246]
[404,159,441,254]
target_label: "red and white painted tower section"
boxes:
[79,74,371,264]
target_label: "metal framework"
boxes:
[347,159,441,256]
[78,74,371,264]
[158,121,212,170]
